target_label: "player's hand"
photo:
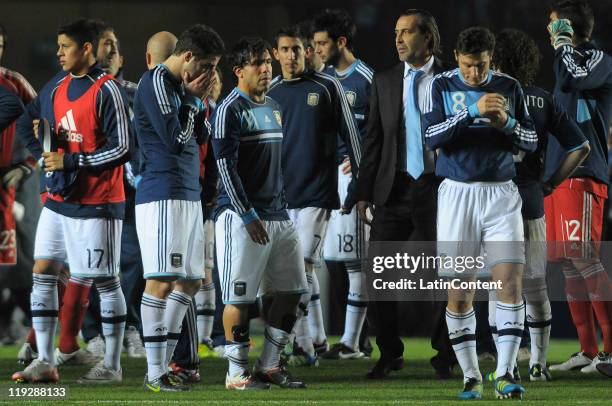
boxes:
[245,219,269,245]
[488,109,509,129]
[42,152,64,172]
[476,93,507,117]
[547,18,574,49]
[542,181,556,197]
[356,200,372,226]
[32,119,40,139]
[341,156,351,175]
[183,70,216,99]
[2,167,25,190]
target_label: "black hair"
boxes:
[399,9,441,56]
[228,37,272,70]
[274,25,302,47]
[89,19,113,39]
[551,0,594,40]
[296,20,315,49]
[493,29,541,87]
[455,26,495,55]
[57,18,99,50]
[173,24,225,60]
[312,9,357,51]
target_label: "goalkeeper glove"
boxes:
[548,18,574,49]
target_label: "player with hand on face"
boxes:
[423,27,537,400]
[544,0,612,375]
[133,24,223,393]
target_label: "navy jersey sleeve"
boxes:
[16,91,43,161]
[548,93,588,151]
[326,75,361,209]
[140,68,199,154]
[554,45,611,92]
[211,103,257,224]
[63,79,131,172]
[0,85,23,133]
[508,84,538,153]
[423,76,473,149]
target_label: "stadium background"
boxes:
[1,0,612,340]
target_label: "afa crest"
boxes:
[273,110,282,126]
[307,92,319,106]
[345,91,357,106]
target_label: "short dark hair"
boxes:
[296,20,314,49]
[57,18,99,50]
[493,29,541,87]
[312,9,357,51]
[274,25,302,47]
[455,26,495,55]
[399,9,441,56]
[173,24,225,60]
[551,0,594,40]
[89,19,113,39]
[228,37,272,70]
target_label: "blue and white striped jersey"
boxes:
[133,64,208,205]
[423,68,537,182]
[268,69,361,210]
[212,88,288,223]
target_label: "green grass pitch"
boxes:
[0,338,609,405]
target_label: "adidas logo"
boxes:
[58,109,84,143]
[264,115,271,123]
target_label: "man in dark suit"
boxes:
[356,9,456,379]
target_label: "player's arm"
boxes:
[0,86,23,133]
[193,99,212,145]
[15,92,43,161]
[355,75,383,223]
[543,95,590,194]
[202,141,218,207]
[58,79,131,172]
[423,77,473,149]
[144,70,199,154]
[330,77,361,212]
[506,85,538,153]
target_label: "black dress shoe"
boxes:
[366,356,404,379]
[430,356,454,380]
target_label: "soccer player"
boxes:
[213,36,307,390]
[268,25,361,366]
[545,0,612,373]
[82,20,145,360]
[12,18,131,384]
[492,29,590,381]
[134,24,223,392]
[423,27,537,399]
[311,8,373,359]
[297,20,325,73]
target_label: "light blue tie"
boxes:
[404,69,424,179]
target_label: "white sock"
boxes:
[307,270,326,344]
[341,264,367,350]
[195,282,215,343]
[31,274,59,365]
[526,300,551,367]
[97,277,126,371]
[141,293,167,380]
[446,308,481,382]
[295,300,315,356]
[495,301,525,378]
[226,341,249,377]
[164,291,192,366]
[259,325,289,371]
[488,290,498,352]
